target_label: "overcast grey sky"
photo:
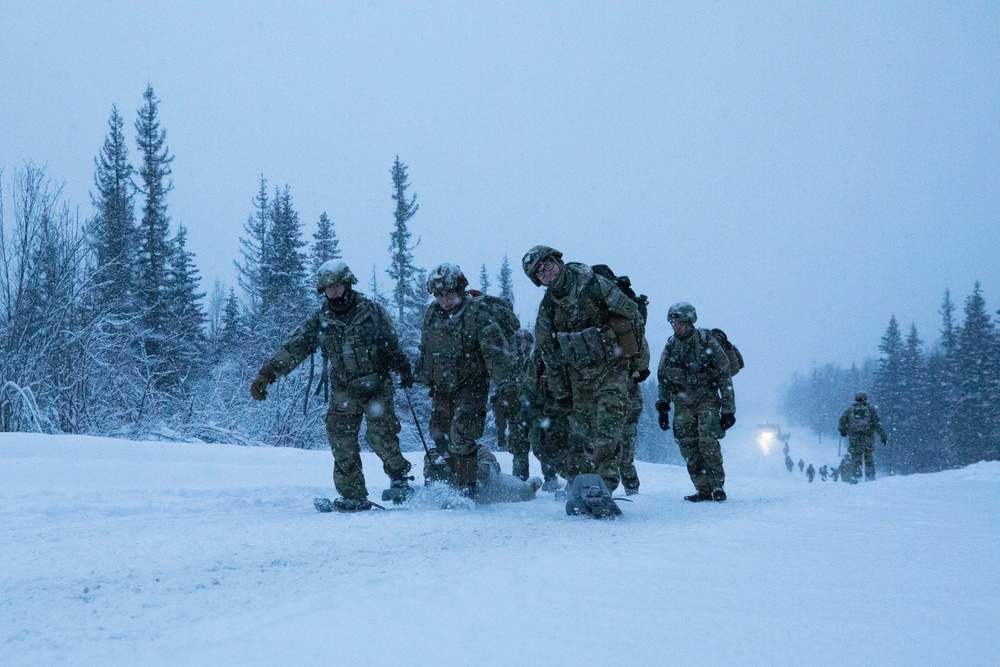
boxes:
[2,1,998,420]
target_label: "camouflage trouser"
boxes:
[530,399,571,482]
[848,436,876,481]
[429,381,490,457]
[619,382,644,493]
[424,445,537,503]
[326,379,411,501]
[672,406,726,494]
[492,390,531,480]
[565,364,630,492]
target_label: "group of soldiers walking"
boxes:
[250,245,740,514]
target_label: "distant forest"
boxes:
[781,285,1000,474]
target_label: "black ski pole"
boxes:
[402,386,431,457]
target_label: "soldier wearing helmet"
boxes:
[250,259,415,512]
[656,301,736,502]
[522,245,644,498]
[416,263,517,497]
[838,391,887,482]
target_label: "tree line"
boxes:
[0,85,518,450]
[781,285,1000,473]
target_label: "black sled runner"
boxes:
[564,474,623,519]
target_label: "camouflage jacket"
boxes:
[416,295,514,393]
[534,262,644,385]
[838,403,887,440]
[265,292,410,387]
[657,328,736,413]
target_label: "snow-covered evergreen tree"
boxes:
[90,105,137,313]
[310,211,340,274]
[165,224,207,376]
[497,255,514,304]
[386,157,419,328]
[954,283,998,463]
[478,264,491,293]
[235,176,269,321]
[262,185,309,341]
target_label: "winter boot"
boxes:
[381,476,416,505]
[449,452,480,499]
[564,474,622,519]
[711,487,727,502]
[314,497,373,513]
[684,490,713,503]
[624,486,639,496]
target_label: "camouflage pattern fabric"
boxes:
[520,350,570,482]
[261,291,412,501]
[492,342,533,479]
[657,328,735,494]
[619,337,650,493]
[417,294,514,460]
[534,262,644,492]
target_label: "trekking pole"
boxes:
[402,386,432,457]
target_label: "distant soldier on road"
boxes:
[250,261,415,512]
[838,392,887,482]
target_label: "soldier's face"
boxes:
[435,291,462,312]
[324,283,346,300]
[671,319,694,338]
[535,257,560,286]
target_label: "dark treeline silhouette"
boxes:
[782,286,1000,474]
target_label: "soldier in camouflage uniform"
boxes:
[519,346,571,491]
[250,260,415,512]
[656,302,736,502]
[619,336,651,495]
[416,263,517,497]
[522,245,645,493]
[838,392,887,483]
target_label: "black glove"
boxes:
[839,430,847,438]
[720,412,736,431]
[398,370,414,389]
[633,368,651,384]
[881,436,888,445]
[250,368,275,401]
[655,401,670,431]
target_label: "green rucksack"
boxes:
[591,264,649,324]
[707,328,744,377]
[468,290,520,340]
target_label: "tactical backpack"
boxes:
[847,404,872,435]
[707,328,744,377]
[468,291,520,340]
[591,264,649,324]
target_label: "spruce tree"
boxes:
[310,211,341,274]
[220,287,244,353]
[955,283,998,463]
[478,264,491,293]
[896,324,930,472]
[872,316,904,474]
[90,105,137,313]
[235,176,270,320]
[134,84,174,336]
[386,156,419,326]
[262,185,308,338]
[165,224,207,373]
[497,255,515,304]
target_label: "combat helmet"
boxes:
[427,263,469,295]
[316,260,358,294]
[522,245,563,286]
[855,392,868,403]
[667,302,697,324]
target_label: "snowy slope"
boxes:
[1,430,997,666]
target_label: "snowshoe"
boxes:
[381,478,416,505]
[564,474,622,519]
[684,490,713,503]
[314,497,372,513]
[712,487,727,502]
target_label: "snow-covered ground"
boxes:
[2,427,997,666]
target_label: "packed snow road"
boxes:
[1,431,997,666]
